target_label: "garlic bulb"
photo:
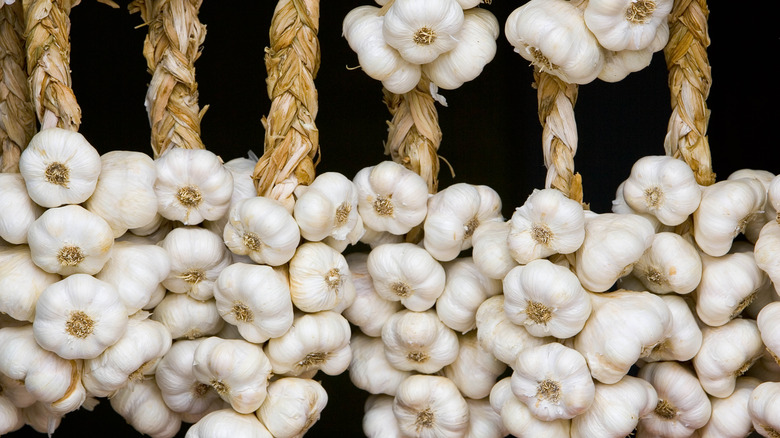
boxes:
[0,245,60,322]
[95,240,171,315]
[256,377,328,438]
[632,231,702,295]
[423,8,499,90]
[154,147,234,225]
[475,295,552,366]
[33,274,128,360]
[423,183,503,262]
[574,290,672,384]
[465,397,506,438]
[698,376,761,438]
[583,0,673,51]
[470,219,518,280]
[636,361,712,438]
[84,150,159,237]
[288,242,356,313]
[641,294,702,363]
[110,378,182,438]
[693,318,764,398]
[597,20,668,82]
[349,332,414,396]
[367,242,446,312]
[502,258,592,339]
[293,171,363,244]
[728,169,777,243]
[160,226,233,301]
[82,313,172,397]
[620,155,702,226]
[0,392,23,435]
[505,0,605,84]
[489,377,571,438]
[341,252,404,337]
[223,196,301,266]
[393,374,470,438]
[203,155,259,237]
[382,0,464,65]
[354,161,429,235]
[0,372,36,409]
[155,338,223,416]
[574,212,655,292]
[747,381,780,438]
[0,173,43,244]
[381,309,460,374]
[264,310,352,377]
[693,177,767,257]
[755,220,780,295]
[214,262,293,343]
[18,127,101,208]
[359,222,406,248]
[186,408,273,438]
[363,394,403,438]
[443,331,506,399]
[695,249,766,327]
[27,204,114,276]
[151,293,225,340]
[507,188,586,264]
[570,375,658,438]
[435,257,501,333]
[21,401,63,436]
[758,301,780,364]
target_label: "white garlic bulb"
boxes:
[27,204,114,276]
[507,187,586,264]
[294,171,363,244]
[632,231,702,295]
[755,220,780,295]
[214,262,293,343]
[367,242,446,312]
[203,155,259,237]
[349,332,414,396]
[341,252,404,337]
[489,377,571,438]
[641,294,702,363]
[154,147,234,225]
[160,226,233,301]
[363,394,403,438]
[502,258,592,339]
[256,377,328,438]
[21,401,63,436]
[698,376,761,438]
[443,331,506,399]
[570,375,658,438]
[186,408,273,438]
[747,381,780,438]
[84,150,159,237]
[33,274,128,360]
[583,0,674,51]
[0,392,23,435]
[288,242,356,313]
[0,372,36,409]
[151,293,225,340]
[597,20,668,82]
[695,250,766,327]
[223,196,300,266]
[264,310,352,377]
[18,127,101,208]
[465,397,506,438]
[354,161,429,235]
[505,0,605,84]
[155,339,223,416]
[393,374,470,438]
[435,257,502,334]
[0,245,60,322]
[382,0,464,65]
[475,295,552,366]
[727,169,777,243]
[359,222,406,248]
[381,309,460,374]
[757,301,780,364]
[110,378,182,438]
[0,173,43,244]
[470,219,519,280]
[423,183,503,262]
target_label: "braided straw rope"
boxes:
[383,77,443,194]
[129,0,207,158]
[663,0,714,186]
[0,2,35,173]
[252,0,320,208]
[534,69,584,205]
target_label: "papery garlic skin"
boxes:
[393,374,469,438]
[503,258,591,339]
[436,257,502,334]
[0,393,23,435]
[475,295,552,366]
[423,183,503,262]
[160,226,232,301]
[0,245,60,322]
[633,231,702,295]
[288,242,356,313]
[748,381,780,438]
[695,250,766,327]
[0,173,43,244]
[490,377,571,438]
[256,377,328,438]
[359,222,406,248]
[508,188,586,264]
[223,196,300,266]
[154,147,234,225]
[584,0,673,51]
[186,408,273,438]
[294,172,362,243]
[27,204,114,276]
[21,401,63,436]
[342,252,404,337]
[349,332,414,396]
[698,376,761,438]
[471,219,519,280]
[214,263,293,343]
[203,155,259,236]
[382,0,464,65]
[381,309,460,374]
[33,274,128,360]
[19,127,102,208]
[354,161,429,235]
[728,169,777,243]
[363,394,403,438]
[0,373,36,409]
[571,375,657,438]
[465,397,506,438]
[642,294,702,363]
[367,242,446,312]
[84,150,158,237]
[443,331,506,399]
[757,301,780,364]
[110,378,182,438]
[755,220,780,295]
[151,293,225,340]
[505,0,605,84]
[155,339,223,416]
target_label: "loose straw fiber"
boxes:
[664,0,714,186]
[0,1,35,173]
[253,0,320,208]
[129,0,207,158]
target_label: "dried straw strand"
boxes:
[534,69,584,205]
[383,77,443,194]
[252,0,320,208]
[24,0,82,132]
[0,1,35,173]
[129,0,207,158]
[663,0,714,186]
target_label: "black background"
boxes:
[8,0,779,436]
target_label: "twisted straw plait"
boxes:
[0,2,35,173]
[534,69,585,205]
[252,0,320,205]
[383,78,443,194]
[129,0,207,158]
[663,0,714,186]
